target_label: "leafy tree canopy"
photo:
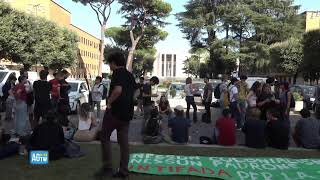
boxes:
[0,1,78,70]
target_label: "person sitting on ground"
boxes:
[74,103,99,142]
[242,108,267,149]
[168,105,191,144]
[29,111,65,160]
[266,108,290,150]
[159,95,172,118]
[293,109,320,149]
[143,102,163,144]
[0,129,19,160]
[214,109,236,146]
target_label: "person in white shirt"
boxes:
[185,77,197,122]
[229,77,242,129]
[91,76,104,119]
[74,103,99,142]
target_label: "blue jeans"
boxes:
[230,101,242,128]
[15,102,28,136]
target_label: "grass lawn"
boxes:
[0,144,319,180]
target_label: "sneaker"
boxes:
[112,171,128,179]
[93,168,113,179]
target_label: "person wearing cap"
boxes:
[168,105,191,144]
[229,77,242,129]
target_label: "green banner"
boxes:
[129,153,320,180]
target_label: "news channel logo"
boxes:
[29,151,49,165]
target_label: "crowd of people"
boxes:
[0,51,319,179]
[137,74,320,151]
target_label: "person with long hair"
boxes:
[257,83,280,121]
[74,103,99,142]
[246,81,262,108]
[13,76,28,136]
[184,77,197,122]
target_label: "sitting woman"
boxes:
[73,103,99,142]
[242,108,267,149]
[29,112,65,160]
[159,95,172,118]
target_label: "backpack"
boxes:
[145,109,160,137]
[214,83,222,99]
[99,84,108,100]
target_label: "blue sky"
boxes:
[56,0,320,53]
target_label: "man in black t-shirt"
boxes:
[96,52,137,179]
[58,70,71,126]
[33,70,52,129]
[141,76,159,134]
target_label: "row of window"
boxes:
[78,62,99,70]
[161,54,177,77]
[79,36,100,49]
[80,50,99,60]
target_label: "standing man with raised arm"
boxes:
[95,52,137,179]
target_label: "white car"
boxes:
[68,80,90,112]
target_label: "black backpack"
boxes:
[145,109,160,137]
[99,84,108,100]
[214,83,222,99]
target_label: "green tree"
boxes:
[302,30,320,84]
[118,0,172,72]
[270,38,303,84]
[0,1,78,70]
[105,26,168,77]
[72,0,115,75]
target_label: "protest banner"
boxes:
[129,153,320,180]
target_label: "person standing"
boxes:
[219,76,229,109]
[20,69,33,131]
[141,76,159,134]
[279,82,293,121]
[49,72,62,113]
[246,81,262,109]
[33,70,52,129]
[91,76,104,120]
[185,77,197,122]
[203,78,213,123]
[58,70,71,126]
[13,76,28,137]
[2,75,17,134]
[229,77,242,129]
[237,75,249,124]
[136,77,144,116]
[96,52,137,178]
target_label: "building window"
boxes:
[166,54,172,77]
[161,54,165,76]
[173,54,176,77]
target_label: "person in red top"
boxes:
[49,72,62,112]
[215,109,236,146]
[13,76,28,136]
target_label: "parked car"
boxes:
[68,80,90,113]
[166,82,186,108]
[290,85,316,110]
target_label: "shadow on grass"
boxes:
[0,144,319,180]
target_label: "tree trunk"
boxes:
[126,43,137,72]
[293,72,298,85]
[98,24,106,76]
